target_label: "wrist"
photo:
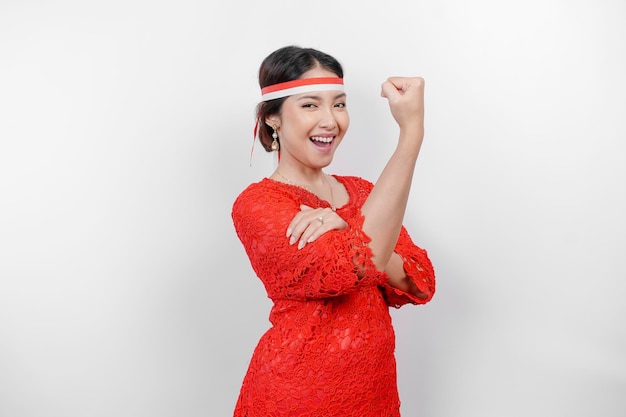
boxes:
[398,124,424,138]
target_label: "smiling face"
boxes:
[266,67,350,173]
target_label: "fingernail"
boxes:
[286,228,292,237]
[289,236,296,245]
[298,240,305,249]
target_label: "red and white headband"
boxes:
[260,77,344,101]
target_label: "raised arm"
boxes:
[361,77,426,272]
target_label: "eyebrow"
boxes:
[296,92,347,101]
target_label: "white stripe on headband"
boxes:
[261,77,344,101]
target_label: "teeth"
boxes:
[310,136,333,143]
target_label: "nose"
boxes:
[319,106,337,129]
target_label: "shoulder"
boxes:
[334,175,373,187]
[233,178,273,212]
[233,179,269,203]
[334,175,374,199]
[232,178,299,220]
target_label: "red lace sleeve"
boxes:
[232,181,387,301]
[380,225,436,308]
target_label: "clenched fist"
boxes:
[380,77,425,135]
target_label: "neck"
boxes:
[272,167,336,212]
[276,163,326,182]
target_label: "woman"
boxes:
[231,45,435,417]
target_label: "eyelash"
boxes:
[302,103,346,109]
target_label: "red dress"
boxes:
[231,175,435,417]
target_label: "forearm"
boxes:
[361,127,423,270]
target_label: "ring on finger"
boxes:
[317,216,324,225]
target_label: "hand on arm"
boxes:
[286,205,348,249]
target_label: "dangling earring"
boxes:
[271,125,279,151]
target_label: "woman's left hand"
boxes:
[286,205,348,249]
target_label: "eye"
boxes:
[334,102,346,108]
[301,103,317,109]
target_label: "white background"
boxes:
[1,1,625,416]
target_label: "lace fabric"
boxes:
[231,175,435,417]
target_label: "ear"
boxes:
[265,116,280,129]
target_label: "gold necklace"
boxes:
[274,169,336,211]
